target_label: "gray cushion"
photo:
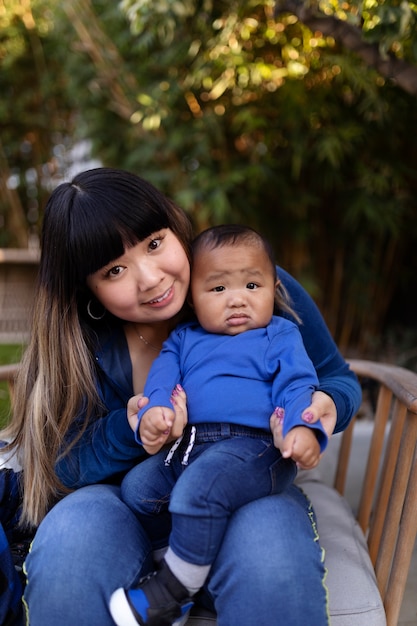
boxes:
[299,477,386,626]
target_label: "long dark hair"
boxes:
[3,168,194,526]
[41,167,193,318]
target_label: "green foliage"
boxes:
[1,0,417,349]
[0,0,78,243]
[318,0,417,60]
[53,0,413,351]
[0,345,24,428]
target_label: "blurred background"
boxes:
[1,0,417,384]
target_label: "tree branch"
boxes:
[0,139,29,248]
[275,0,417,96]
[62,0,142,122]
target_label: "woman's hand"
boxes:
[270,391,337,466]
[127,393,147,432]
[169,384,188,438]
[304,391,337,438]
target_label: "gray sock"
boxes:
[164,547,211,596]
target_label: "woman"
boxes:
[2,168,361,625]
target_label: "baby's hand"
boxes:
[127,385,188,455]
[139,406,176,455]
[281,426,321,470]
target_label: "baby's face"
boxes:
[190,243,276,335]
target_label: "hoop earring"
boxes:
[87,299,106,320]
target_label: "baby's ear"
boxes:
[186,292,194,308]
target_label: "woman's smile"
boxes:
[143,285,174,307]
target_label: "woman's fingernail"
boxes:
[176,384,184,392]
[274,407,284,424]
[303,411,314,423]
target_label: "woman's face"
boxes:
[86,229,190,324]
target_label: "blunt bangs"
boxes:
[65,169,174,284]
[68,193,170,284]
[39,168,193,305]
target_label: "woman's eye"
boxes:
[108,265,123,277]
[246,282,258,290]
[148,236,163,251]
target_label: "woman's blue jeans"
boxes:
[121,426,297,564]
[23,481,329,625]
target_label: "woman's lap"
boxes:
[208,485,329,626]
[23,483,328,626]
[23,484,154,626]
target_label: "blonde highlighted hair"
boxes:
[1,168,193,527]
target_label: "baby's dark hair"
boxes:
[192,224,301,322]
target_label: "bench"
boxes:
[1,359,417,626]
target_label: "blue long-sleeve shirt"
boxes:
[56,267,361,489]
[138,317,327,450]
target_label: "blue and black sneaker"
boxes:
[109,560,193,626]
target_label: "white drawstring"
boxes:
[181,426,196,466]
[164,433,184,466]
[163,425,197,466]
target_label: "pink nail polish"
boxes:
[274,407,284,424]
[303,411,314,423]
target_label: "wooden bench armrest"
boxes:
[336,359,417,626]
[0,363,20,381]
[350,359,417,411]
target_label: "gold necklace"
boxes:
[134,326,161,353]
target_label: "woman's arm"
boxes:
[56,331,189,490]
[278,267,361,433]
[55,406,146,489]
[55,326,147,489]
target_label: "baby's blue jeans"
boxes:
[121,423,297,564]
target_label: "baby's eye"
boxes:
[246,282,258,290]
[212,286,225,292]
